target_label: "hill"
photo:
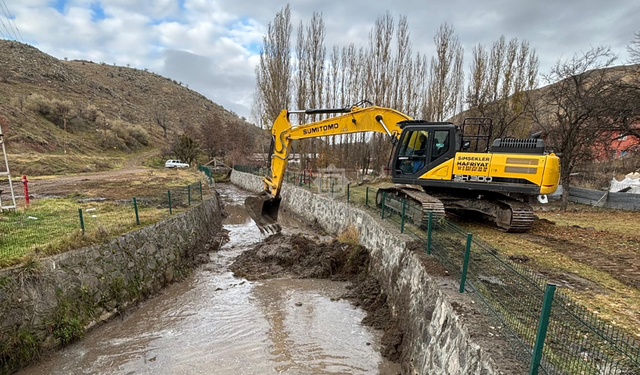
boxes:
[0,40,265,175]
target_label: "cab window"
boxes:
[431,130,450,162]
[399,131,428,157]
[397,130,429,174]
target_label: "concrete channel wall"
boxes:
[0,195,225,373]
[231,170,524,375]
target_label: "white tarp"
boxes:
[609,172,640,194]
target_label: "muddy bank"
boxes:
[230,233,404,362]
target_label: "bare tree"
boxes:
[465,37,539,140]
[170,134,199,165]
[199,112,225,159]
[367,12,395,106]
[391,15,411,112]
[466,44,489,113]
[52,100,73,133]
[303,12,326,169]
[628,31,640,63]
[601,75,640,141]
[425,23,464,121]
[154,104,168,138]
[533,47,618,210]
[255,5,292,129]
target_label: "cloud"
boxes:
[4,0,639,119]
[160,49,255,115]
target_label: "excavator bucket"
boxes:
[244,191,282,235]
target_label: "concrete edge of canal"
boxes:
[231,170,526,375]
[0,194,226,374]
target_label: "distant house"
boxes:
[593,124,640,161]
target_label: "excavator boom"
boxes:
[244,105,412,233]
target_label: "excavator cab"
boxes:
[391,122,458,181]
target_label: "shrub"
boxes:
[99,121,149,151]
[99,129,126,150]
[80,104,99,122]
[128,124,149,146]
[10,96,25,112]
[26,94,52,116]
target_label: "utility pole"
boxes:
[0,122,16,212]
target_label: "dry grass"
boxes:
[459,215,640,337]
[337,224,360,244]
[537,204,640,235]
[341,181,640,337]
[0,166,213,268]
[0,198,183,269]
[7,153,125,176]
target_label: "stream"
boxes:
[18,184,400,375]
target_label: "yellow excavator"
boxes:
[244,104,560,234]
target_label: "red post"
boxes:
[22,175,29,207]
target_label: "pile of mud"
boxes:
[230,233,367,280]
[230,233,404,362]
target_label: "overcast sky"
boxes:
[3,0,639,119]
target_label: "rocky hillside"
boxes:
[0,40,264,175]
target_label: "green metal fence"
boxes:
[197,165,215,185]
[0,181,207,268]
[233,165,640,375]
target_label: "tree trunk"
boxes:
[163,126,167,138]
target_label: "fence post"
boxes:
[529,284,556,375]
[365,187,369,207]
[381,191,386,218]
[426,212,433,254]
[78,208,85,235]
[308,173,311,190]
[200,181,203,201]
[401,199,406,233]
[188,185,191,205]
[331,179,334,198]
[168,190,172,215]
[133,197,140,225]
[299,173,303,186]
[459,233,472,293]
[347,184,350,203]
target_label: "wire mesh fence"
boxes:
[233,165,640,375]
[0,181,208,268]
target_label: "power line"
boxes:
[0,0,21,41]
[0,0,18,41]
[0,14,13,40]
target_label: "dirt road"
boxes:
[0,150,204,201]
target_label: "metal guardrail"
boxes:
[233,165,639,375]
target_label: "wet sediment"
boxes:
[230,232,405,362]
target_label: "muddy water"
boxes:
[19,184,400,375]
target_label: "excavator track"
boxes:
[495,199,535,232]
[377,186,535,232]
[376,186,445,226]
[432,192,536,233]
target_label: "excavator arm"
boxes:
[245,105,412,233]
